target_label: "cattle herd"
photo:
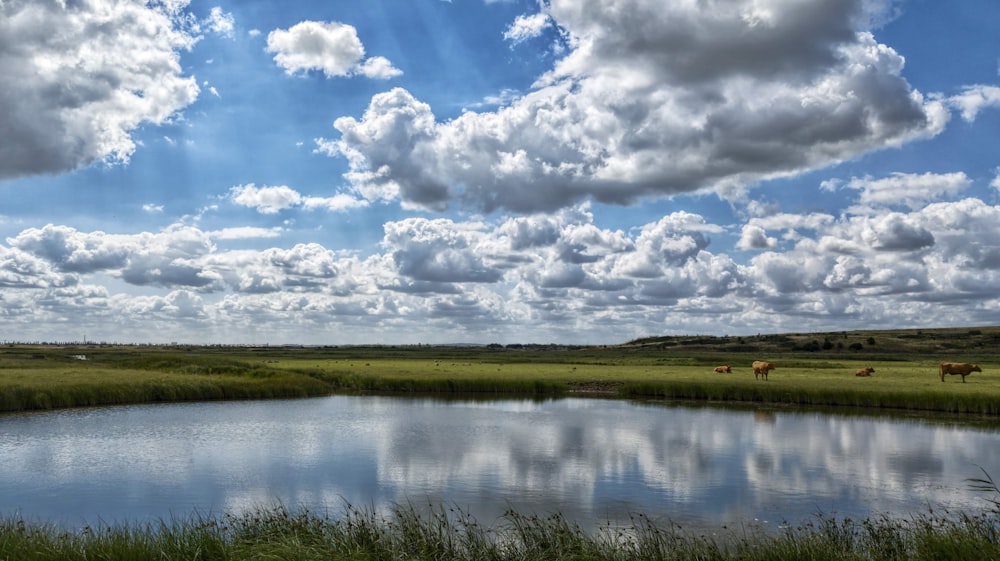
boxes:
[711,361,984,382]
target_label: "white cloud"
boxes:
[229,184,303,214]
[844,172,971,210]
[0,0,200,179]
[228,184,368,214]
[475,88,521,108]
[319,88,437,205]
[859,213,935,252]
[356,56,404,79]
[947,85,1000,122]
[735,214,819,249]
[143,204,165,213]
[5,188,1000,343]
[7,223,217,289]
[504,12,551,44]
[205,6,235,38]
[327,0,949,213]
[858,0,905,29]
[737,225,776,250]
[209,227,284,240]
[266,20,400,79]
[302,194,370,212]
[612,212,719,277]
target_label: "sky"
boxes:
[1,0,999,346]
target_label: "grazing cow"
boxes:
[855,367,875,377]
[752,361,775,381]
[714,365,732,373]
[939,362,982,383]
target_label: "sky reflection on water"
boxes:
[1,396,998,529]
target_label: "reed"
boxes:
[0,353,334,412]
[1,502,999,561]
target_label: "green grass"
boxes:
[2,327,1000,415]
[1,502,999,561]
[266,356,1000,415]
[0,348,332,412]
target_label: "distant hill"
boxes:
[621,326,1000,360]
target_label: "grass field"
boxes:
[2,325,999,415]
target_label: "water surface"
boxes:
[1,396,998,530]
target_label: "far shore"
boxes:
[2,326,1000,416]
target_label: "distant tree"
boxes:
[822,338,833,350]
[867,337,876,346]
[849,342,864,351]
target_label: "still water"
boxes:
[1,396,999,530]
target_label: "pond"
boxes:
[1,395,999,531]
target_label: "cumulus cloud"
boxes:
[323,0,949,213]
[737,225,777,250]
[947,85,1000,122]
[504,12,551,43]
[205,6,235,38]
[382,218,506,286]
[5,171,1000,343]
[860,213,935,252]
[0,0,200,179]
[844,172,971,210]
[229,184,368,213]
[229,184,303,214]
[266,20,401,79]
[8,223,217,288]
[745,213,837,243]
[356,56,404,79]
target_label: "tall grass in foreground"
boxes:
[2,502,999,561]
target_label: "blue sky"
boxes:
[1,0,999,345]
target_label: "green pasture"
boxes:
[268,355,1000,414]
[1,340,998,414]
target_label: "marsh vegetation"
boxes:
[3,326,999,415]
[2,500,1000,561]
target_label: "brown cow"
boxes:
[939,362,981,383]
[714,365,732,373]
[855,367,875,377]
[752,361,774,381]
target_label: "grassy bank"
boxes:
[2,502,999,561]
[0,347,332,412]
[2,326,1000,415]
[271,355,1000,415]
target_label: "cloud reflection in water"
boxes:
[0,397,997,529]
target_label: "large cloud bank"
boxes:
[0,0,201,179]
[4,173,1000,344]
[318,0,949,212]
